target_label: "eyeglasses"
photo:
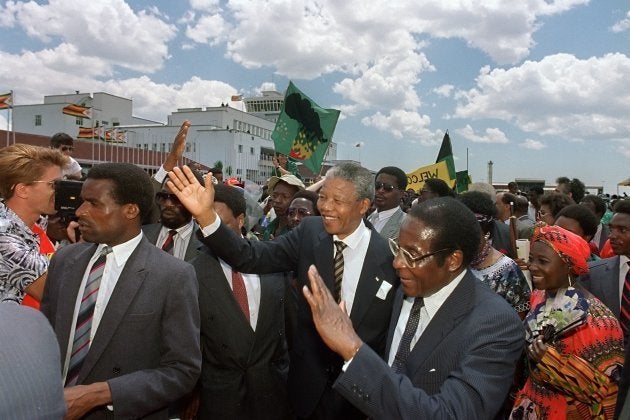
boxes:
[388,238,451,268]
[375,182,397,192]
[155,192,180,203]
[288,207,312,217]
[30,180,58,188]
[60,146,74,152]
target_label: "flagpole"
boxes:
[10,90,15,144]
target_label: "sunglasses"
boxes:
[375,182,397,192]
[155,192,180,203]
[288,207,312,217]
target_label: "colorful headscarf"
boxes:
[531,224,590,276]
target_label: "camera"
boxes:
[54,179,84,223]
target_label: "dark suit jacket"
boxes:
[334,271,524,419]
[192,247,291,419]
[199,216,399,418]
[142,222,203,262]
[41,237,201,419]
[493,220,517,258]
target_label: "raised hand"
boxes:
[163,120,191,172]
[303,265,363,361]
[167,165,217,228]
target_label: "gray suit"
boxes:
[142,222,203,262]
[578,256,621,318]
[368,207,405,241]
[41,237,201,419]
[334,271,524,419]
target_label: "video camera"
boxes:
[54,179,84,224]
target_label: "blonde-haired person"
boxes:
[510,225,624,419]
[0,144,67,304]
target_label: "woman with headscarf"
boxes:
[510,225,624,419]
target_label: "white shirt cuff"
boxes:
[200,216,221,237]
[153,165,168,184]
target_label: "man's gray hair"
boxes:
[325,162,374,201]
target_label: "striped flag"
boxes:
[0,92,13,109]
[77,127,99,139]
[63,103,92,119]
[231,95,243,101]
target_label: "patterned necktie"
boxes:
[620,264,630,340]
[66,246,111,386]
[392,297,424,374]
[161,229,177,254]
[232,271,250,321]
[333,241,347,303]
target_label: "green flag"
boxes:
[435,130,456,180]
[456,170,472,193]
[271,81,340,174]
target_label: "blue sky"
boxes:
[1,0,629,193]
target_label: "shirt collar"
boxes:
[98,231,143,268]
[422,269,468,320]
[161,219,194,238]
[333,219,370,250]
[375,206,400,219]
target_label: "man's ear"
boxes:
[447,250,465,272]
[124,203,141,220]
[237,213,246,230]
[358,198,372,216]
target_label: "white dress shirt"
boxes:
[617,256,630,308]
[156,220,195,261]
[62,232,143,381]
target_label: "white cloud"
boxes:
[457,125,509,143]
[616,139,630,158]
[189,0,220,12]
[433,84,454,98]
[520,138,546,149]
[361,110,438,144]
[454,53,630,140]
[186,13,230,45]
[611,11,630,33]
[4,0,176,73]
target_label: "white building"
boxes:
[12,91,339,185]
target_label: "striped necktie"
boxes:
[333,241,347,303]
[392,297,424,373]
[620,263,630,342]
[66,246,111,386]
[161,229,177,254]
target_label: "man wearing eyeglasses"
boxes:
[50,132,83,180]
[142,174,204,262]
[367,166,407,241]
[304,197,524,419]
[0,144,67,304]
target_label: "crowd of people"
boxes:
[1,123,630,420]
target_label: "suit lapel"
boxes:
[199,251,255,333]
[313,230,334,291]
[78,239,151,382]
[405,272,475,375]
[184,225,203,262]
[385,288,406,356]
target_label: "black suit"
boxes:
[192,247,291,419]
[199,216,399,418]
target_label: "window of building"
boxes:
[75,117,82,125]
[238,144,243,153]
[34,114,42,126]
[250,147,255,155]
